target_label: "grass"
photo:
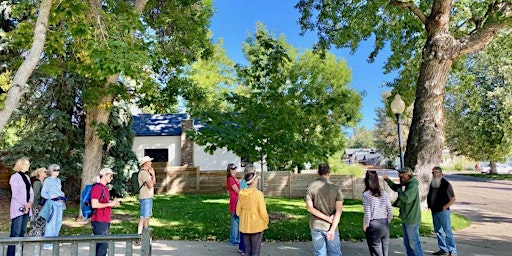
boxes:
[460,173,512,181]
[56,194,470,242]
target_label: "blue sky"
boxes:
[209,0,397,129]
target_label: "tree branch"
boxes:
[0,0,53,131]
[458,20,512,56]
[390,0,427,24]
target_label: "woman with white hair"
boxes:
[41,164,67,250]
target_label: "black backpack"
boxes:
[131,170,146,194]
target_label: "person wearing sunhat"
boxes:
[91,168,121,256]
[382,167,423,256]
[135,156,156,245]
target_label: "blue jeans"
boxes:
[229,213,240,244]
[311,229,342,256]
[432,210,457,254]
[402,223,423,256]
[44,201,65,247]
[92,221,110,256]
[365,219,390,256]
[7,213,30,256]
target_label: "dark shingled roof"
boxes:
[132,113,197,136]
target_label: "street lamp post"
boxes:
[390,94,405,169]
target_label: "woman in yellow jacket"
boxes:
[236,172,269,256]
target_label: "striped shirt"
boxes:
[362,190,393,228]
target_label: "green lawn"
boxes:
[58,194,470,242]
[461,173,512,181]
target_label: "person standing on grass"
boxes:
[237,171,269,256]
[428,167,457,256]
[91,168,122,256]
[227,163,241,246]
[237,164,256,255]
[8,157,34,256]
[29,167,48,237]
[382,167,423,256]
[136,156,156,246]
[41,164,66,250]
[363,170,393,256]
[305,163,344,256]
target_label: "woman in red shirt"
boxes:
[227,163,245,255]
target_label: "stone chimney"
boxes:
[181,119,194,166]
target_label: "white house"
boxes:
[131,113,263,171]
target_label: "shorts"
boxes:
[139,198,153,218]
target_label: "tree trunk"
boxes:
[404,34,454,208]
[489,162,497,174]
[81,94,113,190]
[0,0,52,131]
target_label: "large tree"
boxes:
[297,0,512,203]
[2,0,214,200]
[0,0,52,130]
[445,31,512,174]
[191,25,361,170]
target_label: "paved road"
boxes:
[445,173,512,255]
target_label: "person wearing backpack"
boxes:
[91,168,121,256]
[135,156,156,245]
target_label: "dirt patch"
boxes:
[268,211,291,222]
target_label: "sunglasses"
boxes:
[231,166,237,170]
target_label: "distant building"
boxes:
[131,113,263,171]
[343,148,385,167]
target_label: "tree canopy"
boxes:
[445,31,512,169]
[190,25,361,170]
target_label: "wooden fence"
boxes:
[152,163,366,199]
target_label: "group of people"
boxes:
[227,163,269,256]
[8,157,67,255]
[7,155,156,256]
[227,163,458,256]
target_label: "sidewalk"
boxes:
[3,235,506,256]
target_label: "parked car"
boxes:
[480,163,512,174]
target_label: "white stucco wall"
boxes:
[132,136,182,166]
[133,136,265,171]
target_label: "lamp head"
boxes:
[390,94,405,115]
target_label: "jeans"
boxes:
[365,219,390,256]
[432,210,457,254]
[44,201,65,248]
[239,232,246,253]
[7,213,30,256]
[92,221,110,256]
[311,229,342,256]
[402,223,424,256]
[243,231,263,256]
[229,213,240,244]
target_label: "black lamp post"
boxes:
[390,94,405,169]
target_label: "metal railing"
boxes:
[0,228,151,256]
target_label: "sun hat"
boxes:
[99,167,116,176]
[138,156,154,166]
[246,172,259,185]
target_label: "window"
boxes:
[144,149,168,163]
